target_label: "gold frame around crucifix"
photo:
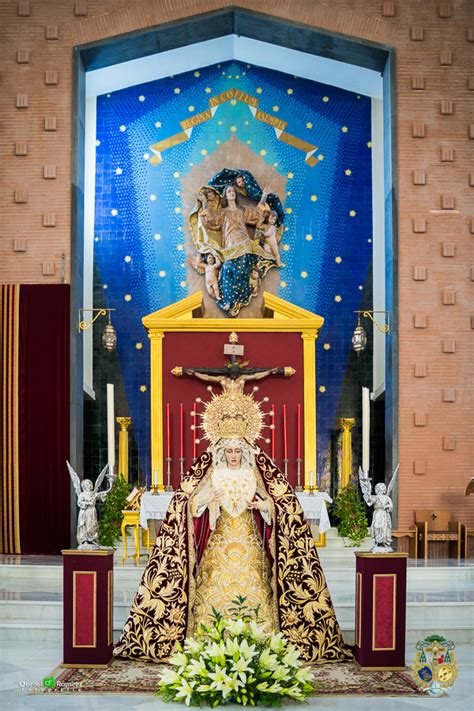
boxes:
[142,291,324,491]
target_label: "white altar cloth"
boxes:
[296,492,332,533]
[140,492,174,529]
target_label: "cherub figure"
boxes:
[359,466,398,552]
[67,462,114,549]
[191,253,222,301]
[256,211,283,266]
[249,267,261,296]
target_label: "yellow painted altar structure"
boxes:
[142,291,324,492]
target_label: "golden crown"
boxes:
[192,390,273,446]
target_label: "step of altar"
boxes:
[0,597,471,645]
[1,556,472,643]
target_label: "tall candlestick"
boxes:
[179,403,184,460]
[106,383,115,473]
[297,403,301,459]
[271,403,275,460]
[362,387,370,472]
[282,404,288,460]
[166,403,170,459]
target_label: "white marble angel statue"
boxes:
[359,465,399,552]
[67,461,114,549]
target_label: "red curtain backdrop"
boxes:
[162,331,304,488]
[17,285,70,554]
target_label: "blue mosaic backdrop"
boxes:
[94,60,373,483]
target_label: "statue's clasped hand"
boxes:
[209,489,224,503]
[248,498,267,511]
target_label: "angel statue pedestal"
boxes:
[354,552,408,671]
[61,549,114,668]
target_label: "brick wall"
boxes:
[1,0,472,527]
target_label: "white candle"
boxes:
[362,387,370,472]
[107,383,115,473]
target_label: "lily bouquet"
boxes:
[157,596,314,707]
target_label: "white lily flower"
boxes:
[295,667,314,683]
[186,658,208,677]
[238,638,256,660]
[224,637,240,656]
[266,681,284,694]
[196,683,211,692]
[184,638,203,654]
[169,651,188,668]
[248,620,267,640]
[259,647,279,670]
[282,644,300,667]
[285,684,305,699]
[268,632,286,653]
[159,667,181,686]
[208,666,236,696]
[231,656,252,682]
[174,678,195,706]
[271,666,291,682]
[225,618,246,635]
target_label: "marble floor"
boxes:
[1,552,473,708]
[0,640,473,710]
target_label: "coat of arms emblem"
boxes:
[412,635,459,696]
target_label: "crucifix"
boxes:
[172,332,295,476]
[171,332,295,395]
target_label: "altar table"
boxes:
[296,492,332,533]
[140,491,174,529]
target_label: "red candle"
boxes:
[271,403,275,459]
[166,403,170,459]
[283,404,288,460]
[297,403,301,459]
[179,403,184,459]
[193,401,197,459]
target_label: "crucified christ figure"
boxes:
[172,365,294,395]
[171,332,295,394]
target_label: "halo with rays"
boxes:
[191,387,273,446]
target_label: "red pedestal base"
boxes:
[61,549,114,667]
[354,552,408,670]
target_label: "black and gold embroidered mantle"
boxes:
[113,449,351,664]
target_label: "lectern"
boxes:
[61,549,114,667]
[354,552,408,670]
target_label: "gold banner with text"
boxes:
[149,88,319,167]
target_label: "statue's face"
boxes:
[225,446,242,469]
[82,480,93,492]
[225,185,236,201]
[268,212,277,225]
[235,175,245,188]
[207,254,216,265]
[375,483,387,495]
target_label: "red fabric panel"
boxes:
[74,571,96,647]
[374,575,395,649]
[18,285,70,553]
[162,332,304,487]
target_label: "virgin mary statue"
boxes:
[114,390,352,664]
